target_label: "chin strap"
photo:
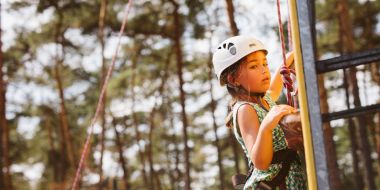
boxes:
[227,84,266,98]
[248,91,266,98]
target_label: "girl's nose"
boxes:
[261,66,267,73]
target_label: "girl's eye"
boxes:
[250,65,258,69]
[263,63,268,67]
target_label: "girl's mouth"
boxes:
[262,77,270,82]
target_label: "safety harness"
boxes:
[232,99,301,190]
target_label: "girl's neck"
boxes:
[230,93,269,112]
[235,93,265,104]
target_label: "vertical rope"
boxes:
[286,0,298,108]
[71,1,133,189]
[276,0,295,107]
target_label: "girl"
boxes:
[212,35,306,190]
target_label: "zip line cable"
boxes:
[71,1,134,189]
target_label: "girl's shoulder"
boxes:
[263,92,277,107]
[232,100,256,112]
[232,100,263,118]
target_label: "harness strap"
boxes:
[246,148,299,179]
[232,149,299,190]
[267,149,299,188]
[232,100,300,189]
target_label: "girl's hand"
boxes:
[262,104,297,131]
[285,51,294,68]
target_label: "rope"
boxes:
[71,1,134,189]
[286,0,299,108]
[276,0,296,107]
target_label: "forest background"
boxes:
[1,0,380,190]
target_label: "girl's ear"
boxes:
[227,74,236,85]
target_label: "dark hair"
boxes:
[220,61,241,93]
[221,57,261,128]
[220,60,239,128]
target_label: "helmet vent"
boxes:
[227,43,234,49]
[216,42,236,55]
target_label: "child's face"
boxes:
[235,51,271,93]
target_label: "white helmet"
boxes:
[212,35,267,85]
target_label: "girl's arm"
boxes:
[267,52,294,101]
[237,104,296,170]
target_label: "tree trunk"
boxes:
[44,114,61,188]
[337,3,363,189]
[148,110,157,190]
[56,16,76,169]
[348,68,375,190]
[164,144,175,190]
[315,7,342,185]
[97,0,108,188]
[342,69,363,190]
[348,118,363,190]
[225,0,239,36]
[0,2,4,187]
[55,61,72,189]
[161,94,181,190]
[362,0,380,177]
[224,0,246,174]
[147,51,170,190]
[111,117,129,190]
[54,11,75,189]
[363,1,376,90]
[369,63,380,84]
[207,36,225,190]
[170,1,191,189]
[0,43,3,189]
[162,106,180,190]
[0,2,12,188]
[317,75,343,190]
[376,111,380,177]
[167,108,181,190]
[0,85,2,190]
[338,0,376,189]
[130,45,148,186]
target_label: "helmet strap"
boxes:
[227,84,265,98]
[247,91,266,98]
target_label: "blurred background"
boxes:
[0,0,379,189]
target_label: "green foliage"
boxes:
[3,0,380,189]
[316,0,380,55]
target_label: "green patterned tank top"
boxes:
[232,93,306,190]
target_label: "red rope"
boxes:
[276,0,295,107]
[71,1,134,189]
